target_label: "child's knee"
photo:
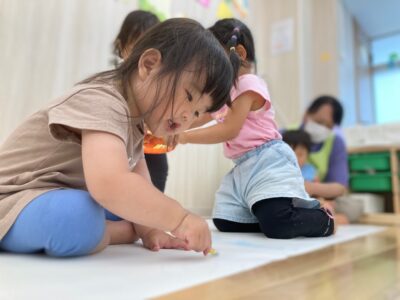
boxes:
[45,192,106,257]
[45,213,105,257]
[259,221,296,239]
[213,218,231,232]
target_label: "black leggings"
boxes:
[213,198,334,239]
[145,153,168,192]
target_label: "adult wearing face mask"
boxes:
[302,95,349,192]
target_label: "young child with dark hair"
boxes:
[282,130,317,182]
[112,10,169,193]
[283,129,348,224]
[0,18,233,257]
[179,19,336,239]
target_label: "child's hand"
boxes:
[321,199,336,213]
[171,213,211,255]
[177,132,188,144]
[141,229,188,251]
[165,134,180,150]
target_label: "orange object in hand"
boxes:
[143,132,175,154]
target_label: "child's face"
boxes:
[147,73,213,137]
[294,145,309,167]
[132,49,212,137]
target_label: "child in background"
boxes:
[113,10,159,62]
[113,10,168,192]
[179,18,335,239]
[282,129,318,182]
[282,129,346,199]
[283,129,348,223]
[0,19,233,257]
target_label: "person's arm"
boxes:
[129,158,160,237]
[130,158,189,251]
[325,135,349,192]
[304,181,346,199]
[132,157,151,182]
[180,91,260,144]
[82,130,211,253]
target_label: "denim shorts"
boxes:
[212,140,319,223]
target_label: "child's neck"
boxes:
[238,65,253,77]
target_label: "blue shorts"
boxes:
[0,189,122,257]
[212,140,319,223]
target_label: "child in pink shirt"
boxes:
[179,18,335,239]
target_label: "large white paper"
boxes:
[0,223,384,300]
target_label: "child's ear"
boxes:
[138,48,162,80]
[236,44,247,61]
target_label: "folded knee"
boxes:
[258,220,296,239]
[44,193,106,257]
[45,216,105,257]
[213,218,234,232]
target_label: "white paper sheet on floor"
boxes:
[0,223,384,300]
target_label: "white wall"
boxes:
[0,0,137,141]
[0,0,359,215]
[0,0,241,215]
[338,0,357,126]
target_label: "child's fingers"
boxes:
[203,247,211,256]
[165,236,188,250]
[142,236,160,251]
[205,231,212,254]
[188,231,211,253]
[166,134,179,151]
[203,232,212,255]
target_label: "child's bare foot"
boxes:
[90,220,138,254]
[108,220,139,245]
[335,213,350,225]
[321,200,336,214]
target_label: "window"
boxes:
[371,34,400,124]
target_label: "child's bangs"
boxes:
[191,54,233,113]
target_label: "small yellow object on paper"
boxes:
[209,248,218,256]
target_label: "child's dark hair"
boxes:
[282,130,312,152]
[82,18,233,117]
[113,10,160,58]
[307,95,344,126]
[209,18,255,85]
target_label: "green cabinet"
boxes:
[349,152,391,172]
[349,152,393,192]
[348,147,400,214]
[350,173,392,192]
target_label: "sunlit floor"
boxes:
[158,227,400,300]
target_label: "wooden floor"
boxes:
[155,227,400,300]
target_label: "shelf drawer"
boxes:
[348,152,391,172]
[350,173,393,192]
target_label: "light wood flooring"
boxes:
[155,227,400,300]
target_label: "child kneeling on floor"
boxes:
[179,19,335,239]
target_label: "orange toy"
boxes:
[143,132,175,154]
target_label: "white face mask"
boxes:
[304,120,332,143]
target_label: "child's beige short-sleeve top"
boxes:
[0,83,144,239]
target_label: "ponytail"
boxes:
[227,27,241,87]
